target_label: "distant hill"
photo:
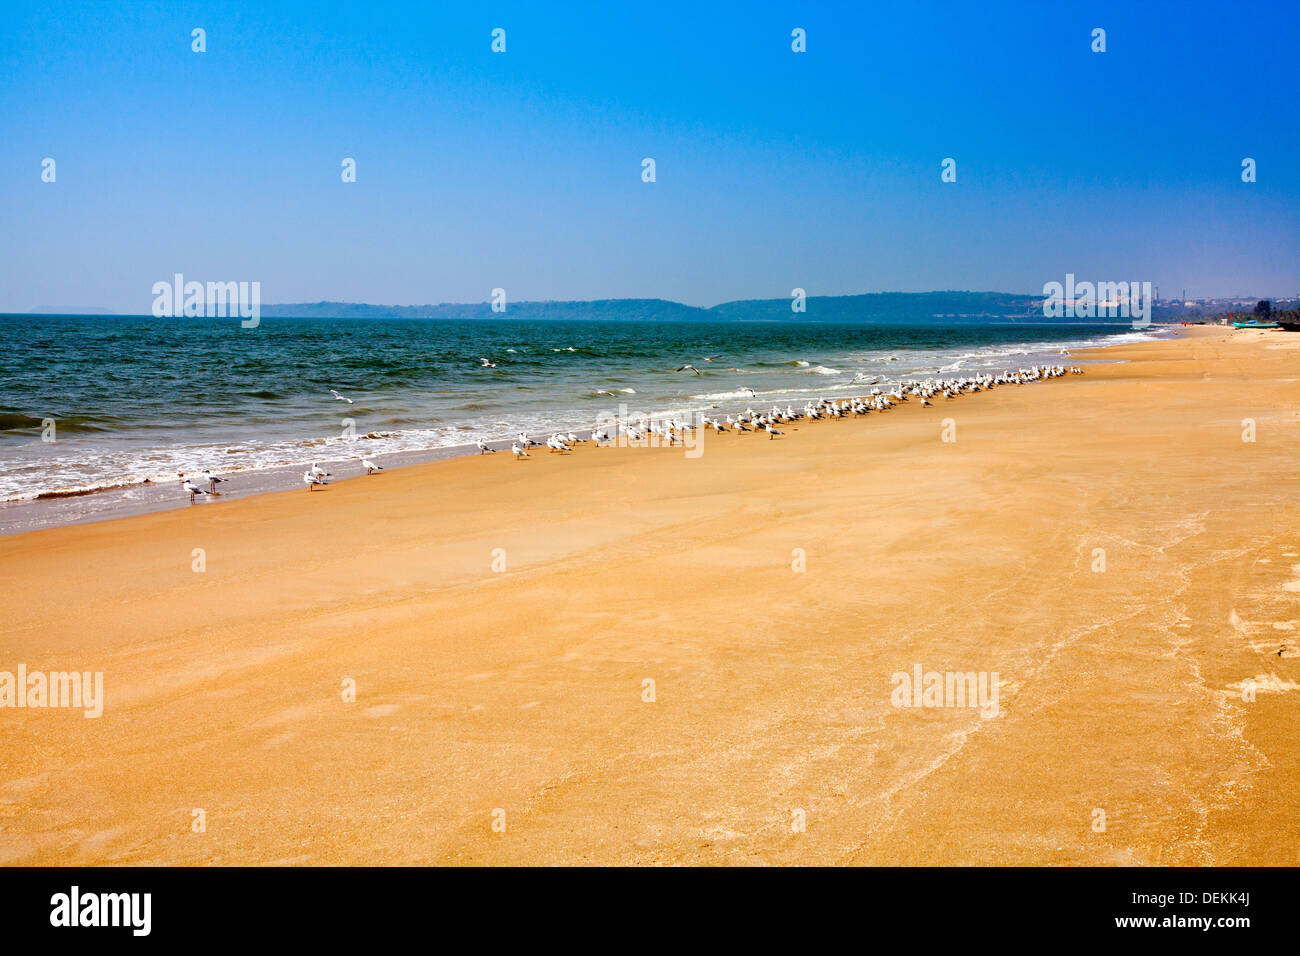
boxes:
[262,291,1091,323]
[706,291,1045,323]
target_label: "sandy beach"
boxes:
[1,326,1297,866]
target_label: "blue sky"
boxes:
[2,0,1297,312]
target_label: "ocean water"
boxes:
[0,315,1164,509]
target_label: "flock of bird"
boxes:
[178,359,1082,501]
[495,363,1082,460]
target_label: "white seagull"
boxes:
[478,357,497,368]
[179,474,207,503]
[303,471,327,491]
[329,389,353,404]
[202,470,227,494]
[361,458,383,475]
[476,440,495,455]
[675,365,703,375]
[511,442,529,460]
[310,462,331,479]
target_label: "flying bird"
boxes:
[329,389,353,404]
[676,365,703,375]
[478,358,497,368]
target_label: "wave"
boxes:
[0,413,117,435]
[0,413,44,430]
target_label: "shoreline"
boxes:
[0,325,1176,537]
[2,324,1297,865]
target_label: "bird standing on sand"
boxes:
[179,475,207,503]
[310,462,331,479]
[303,471,327,491]
[202,470,227,494]
[329,389,353,404]
[361,458,383,475]
[477,440,495,455]
[512,442,529,460]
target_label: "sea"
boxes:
[0,315,1167,532]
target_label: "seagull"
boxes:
[202,470,227,494]
[303,471,327,491]
[476,440,495,455]
[361,458,383,475]
[676,365,703,375]
[764,423,783,440]
[179,474,207,503]
[310,462,331,479]
[511,442,529,460]
[478,358,497,368]
[703,354,723,362]
[329,389,353,404]
[740,387,756,397]
[592,389,617,397]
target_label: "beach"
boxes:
[1,326,1297,866]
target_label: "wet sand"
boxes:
[1,325,1297,865]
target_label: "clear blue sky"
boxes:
[2,0,1297,312]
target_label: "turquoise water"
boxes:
[0,315,1163,503]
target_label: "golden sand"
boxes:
[1,326,1297,865]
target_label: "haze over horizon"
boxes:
[3,0,1298,313]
